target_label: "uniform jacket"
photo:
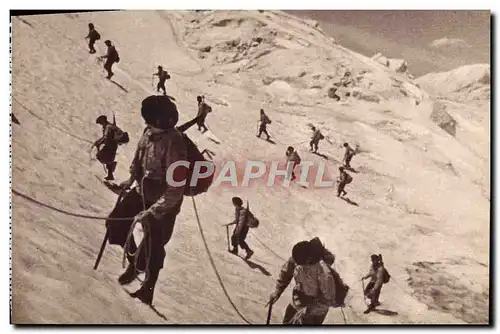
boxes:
[311,129,322,142]
[274,244,335,297]
[260,113,271,125]
[344,146,355,160]
[232,206,248,235]
[96,123,117,148]
[129,125,187,219]
[366,265,385,291]
[197,102,212,122]
[104,45,119,62]
[86,29,100,41]
[286,151,301,164]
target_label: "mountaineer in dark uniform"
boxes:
[93,115,118,181]
[85,23,100,54]
[105,95,187,305]
[99,40,120,79]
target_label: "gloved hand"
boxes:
[134,210,153,227]
[119,177,134,190]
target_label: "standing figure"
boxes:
[153,65,170,95]
[99,40,120,79]
[337,166,352,197]
[361,254,389,313]
[285,146,301,181]
[309,126,324,153]
[93,115,118,181]
[257,109,271,140]
[227,197,254,260]
[269,240,335,324]
[342,142,356,169]
[85,23,100,54]
[196,95,212,133]
[105,95,187,305]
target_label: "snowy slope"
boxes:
[416,64,490,104]
[11,10,489,324]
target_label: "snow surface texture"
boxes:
[11,10,489,324]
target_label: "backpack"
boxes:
[378,254,391,283]
[382,267,391,283]
[264,115,271,125]
[319,133,325,140]
[95,31,101,40]
[245,201,260,228]
[110,46,120,63]
[290,151,301,165]
[204,102,212,114]
[326,266,350,308]
[111,113,129,145]
[182,133,215,196]
[345,173,353,184]
[315,262,349,308]
[113,126,129,145]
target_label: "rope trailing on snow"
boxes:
[12,189,133,221]
[190,196,253,325]
[250,231,287,262]
[332,262,348,324]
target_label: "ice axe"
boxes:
[265,298,274,324]
[361,279,369,306]
[221,223,231,251]
[93,189,127,270]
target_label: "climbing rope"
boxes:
[250,231,286,262]
[122,178,153,288]
[190,196,253,324]
[12,189,133,221]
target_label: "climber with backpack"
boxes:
[342,142,356,169]
[256,109,272,141]
[361,254,390,313]
[337,166,352,198]
[84,23,100,54]
[152,65,170,96]
[268,238,346,324]
[196,95,212,133]
[102,95,214,306]
[92,114,128,181]
[226,197,256,260]
[309,126,324,154]
[285,146,301,181]
[99,40,120,79]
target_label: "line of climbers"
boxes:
[83,20,389,323]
